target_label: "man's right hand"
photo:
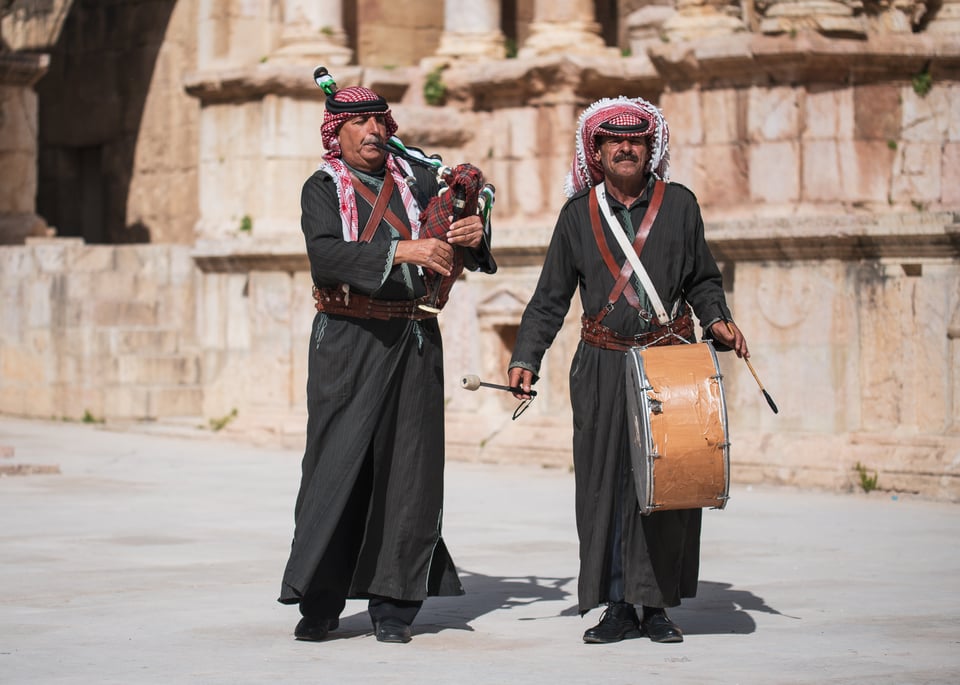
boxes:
[393,238,454,276]
[508,367,535,400]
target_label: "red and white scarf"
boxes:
[564,96,671,198]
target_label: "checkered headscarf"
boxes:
[564,96,670,198]
[317,86,418,242]
[320,86,399,156]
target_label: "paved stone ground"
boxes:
[1,416,959,684]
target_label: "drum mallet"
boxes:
[460,375,537,397]
[724,322,779,415]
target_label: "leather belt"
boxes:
[580,312,694,351]
[313,285,438,321]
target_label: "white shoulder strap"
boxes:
[594,183,671,324]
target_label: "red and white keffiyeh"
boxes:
[564,96,671,198]
[318,86,420,242]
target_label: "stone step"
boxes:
[101,328,186,356]
[103,385,204,420]
[109,354,201,386]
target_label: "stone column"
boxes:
[927,0,960,33]
[756,0,866,35]
[518,0,613,58]
[662,0,747,41]
[271,0,352,66]
[435,0,506,60]
[0,52,51,245]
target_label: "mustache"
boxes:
[362,134,384,146]
[613,152,639,162]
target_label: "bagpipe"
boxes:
[315,67,497,313]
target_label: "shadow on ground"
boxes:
[321,575,793,640]
[327,568,575,638]
[673,580,798,635]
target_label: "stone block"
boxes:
[701,89,741,145]
[662,90,703,146]
[490,107,539,161]
[58,386,106,421]
[900,86,951,143]
[804,85,853,141]
[666,144,699,197]
[262,94,326,160]
[93,301,159,328]
[747,86,800,142]
[29,239,83,274]
[68,245,116,273]
[696,143,748,208]
[1,339,49,385]
[0,151,36,212]
[226,273,253,351]
[0,86,38,154]
[853,84,901,141]
[116,354,200,386]
[802,139,855,203]
[948,86,960,143]
[942,143,960,207]
[849,140,895,205]
[103,385,151,419]
[25,278,53,328]
[148,385,204,418]
[748,142,799,203]
[199,102,263,164]
[91,270,139,302]
[111,329,182,355]
[513,158,545,217]
[891,143,941,205]
[258,158,311,227]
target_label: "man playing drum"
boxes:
[507,96,748,644]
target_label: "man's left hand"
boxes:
[446,214,484,249]
[709,320,749,359]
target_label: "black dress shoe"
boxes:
[583,602,642,643]
[294,616,339,642]
[374,617,412,644]
[641,611,684,643]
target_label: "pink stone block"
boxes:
[942,143,960,207]
[749,142,799,203]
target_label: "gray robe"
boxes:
[510,178,731,613]
[279,162,490,605]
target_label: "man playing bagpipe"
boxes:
[278,72,496,645]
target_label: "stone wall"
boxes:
[2,1,959,500]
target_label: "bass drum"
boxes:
[625,341,730,515]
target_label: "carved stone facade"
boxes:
[1,0,959,500]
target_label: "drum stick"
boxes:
[724,322,779,415]
[460,374,537,397]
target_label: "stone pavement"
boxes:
[1,416,958,685]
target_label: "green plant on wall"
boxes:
[854,462,879,493]
[912,68,932,97]
[239,215,253,233]
[424,67,447,106]
[209,408,238,432]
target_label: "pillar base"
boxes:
[518,21,616,58]
[436,30,507,61]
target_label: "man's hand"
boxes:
[508,367,535,400]
[709,320,749,359]
[393,238,454,276]
[446,214,484,249]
